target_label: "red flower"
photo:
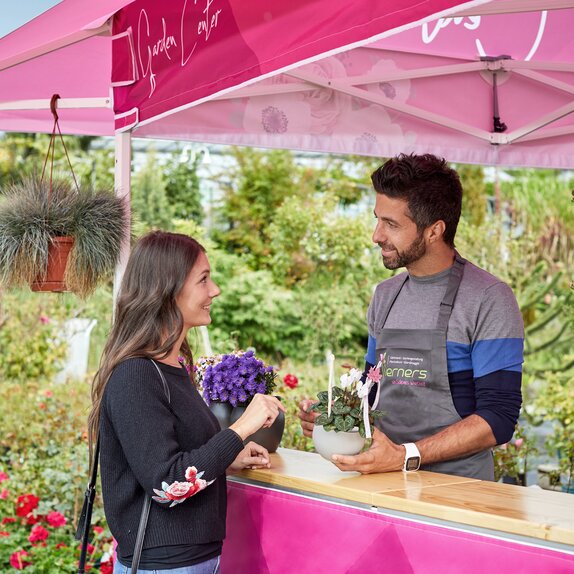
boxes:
[55,543,67,549]
[39,403,46,410]
[87,543,95,554]
[0,489,9,499]
[93,526,104,535]
[15,494,39,518]
[46,511,67,528]
[100,558,114,574]
[26,514,42,525]
[283,373,299,389]
[0,531,10,537]
[164,481,199,501]
[28,524,49,543]
[0,471,9,483]
[2,517,16,524]
[9,550,31,570]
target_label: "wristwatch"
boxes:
[402,442,421,471]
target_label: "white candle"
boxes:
[326,352,335,418]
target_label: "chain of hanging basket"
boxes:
[40,94,80,202]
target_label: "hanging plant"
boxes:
[0,95,129,297]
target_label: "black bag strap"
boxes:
[76,359,171,574]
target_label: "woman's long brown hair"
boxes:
[87,231,205,463]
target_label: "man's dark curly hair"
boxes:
[371,153,462,247]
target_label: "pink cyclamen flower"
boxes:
[28,524,49,543]
[514,438,524,448]
[367,366,382,383]
[9,550,31,570]
[46,511,67,528]
[0,489,9,499]
[0,471,8,483]
[39,315,50,325]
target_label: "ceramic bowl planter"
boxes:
[312,425,365,461]
[229,402,285,453]
[209,401,233,430]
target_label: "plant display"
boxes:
[0,477,114,573]
[0,177,128,297]
[309,356,384,438]
[0,378,113,572]
[197,350,277,406]
[493,425,538,485]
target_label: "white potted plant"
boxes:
[310,354,385,461]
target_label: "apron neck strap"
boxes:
[436,252,466,332]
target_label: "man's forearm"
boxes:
[416,414,497,465]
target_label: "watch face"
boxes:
[405,456,420,471]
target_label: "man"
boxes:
[298,154,523,480]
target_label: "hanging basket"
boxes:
[31,236,75,292]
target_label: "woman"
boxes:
[88,231,284,574]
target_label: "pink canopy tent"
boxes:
[4,0,573,169]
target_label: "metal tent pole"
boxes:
[113,131,132,309]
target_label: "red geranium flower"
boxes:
[0,531,10,537]
[9,550,31,570]
[93,526,104,535]
[29,524,49,543]
[0,489,9,500]
[46,511,67,528]
[283,373,299,389]
[100,558,114,574]
[2,517,16,525]
[0,471,9,483]
[15,494,39,518]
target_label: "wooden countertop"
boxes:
[234,448,574,547]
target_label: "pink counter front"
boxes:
[222,449,574,574]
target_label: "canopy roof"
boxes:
[2,0,574,167]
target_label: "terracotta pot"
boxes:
[312,425,365,461]
[31,236,74,292]
[229,399,285,453]
[209,401,233,430]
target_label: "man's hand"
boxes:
[298,399,319,438]
[331,428,404,474]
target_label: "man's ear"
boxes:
[425,220,446,244]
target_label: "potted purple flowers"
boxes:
[197,350,285,452]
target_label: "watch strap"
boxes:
[402,442,421,471]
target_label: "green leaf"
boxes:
[334,415,345,431]
[359,423,366,438]
[342,415,355,432]
[316,413,333,426]
[317,390,329,403]
[332,386,343,398]
[324,423,336,432]
[350,407,361,418]
[332,401,348,415]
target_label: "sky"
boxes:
[0,1,62,39]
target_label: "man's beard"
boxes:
[379,232,426,270]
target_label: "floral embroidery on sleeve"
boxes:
[152,466,213,507]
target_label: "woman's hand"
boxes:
[228,442,271,471]
[229,394,285,441]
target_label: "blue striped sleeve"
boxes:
[471,338,523,378]
[365,334,377,365]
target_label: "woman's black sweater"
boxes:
[100,358,244,558]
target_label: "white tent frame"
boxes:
[2,0,574,293]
